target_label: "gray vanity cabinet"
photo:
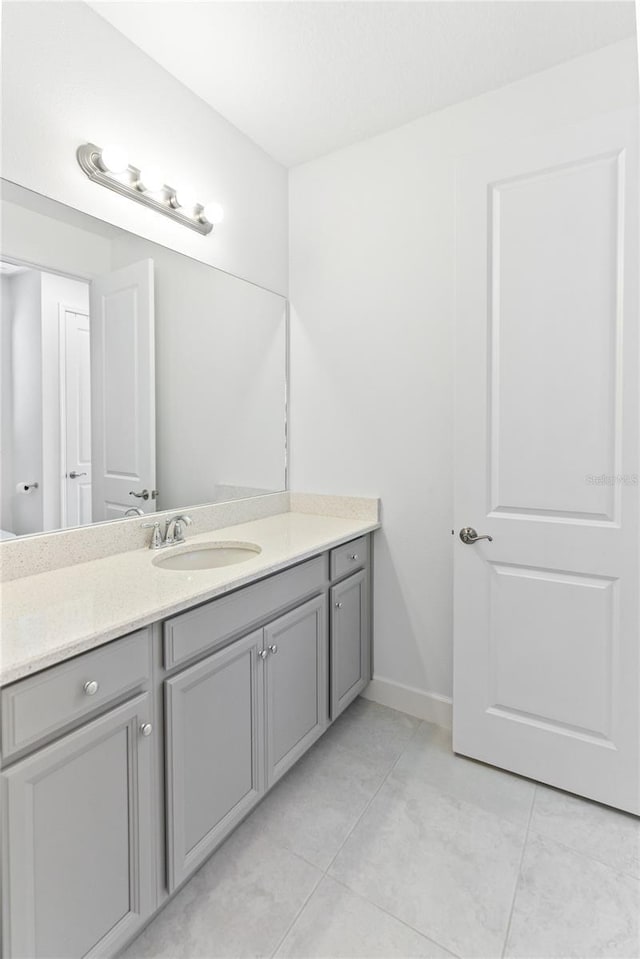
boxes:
[0,535,372,958]
[164,629,265,892]
[2,693,155,959]
[264,594,328,788]
[165,595,328,890]
[330,569,370,720]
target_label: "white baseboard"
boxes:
[362,677,453,729]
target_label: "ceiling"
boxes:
[89,1,637,168]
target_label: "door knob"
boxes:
[83,680,99,696]
[268,644,278,655]
[459,527,493,544]
[129,489,150,500]
[258,649,268,660]
[140,723,153,737]
[69,471,87,479]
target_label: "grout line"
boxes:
[322,717,425,877]
[269,717,426,958]
[268,868,324,959]
[267,705,420,957]
[329,875,462,959]
[526,828,640,884]
[500,784,536,958]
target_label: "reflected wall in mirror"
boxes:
[0,181,288,540]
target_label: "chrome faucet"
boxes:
[142,513,193,550]
[164,514,193,545]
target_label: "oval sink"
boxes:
[153,541,261,571]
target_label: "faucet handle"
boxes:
[141,521,163,549]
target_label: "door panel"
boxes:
[264,595,327,788]
[454,109,639,813]
[488,564,615,739]
[62,309,92,528]
[90,260,156,520]
[2,693,154,958]
[489,154,621,521]
[330,570,370,720]
[165,630,264,891]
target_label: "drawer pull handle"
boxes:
[350,553,359,561]
[335,602,344,609]
[258,649,268,660]
[268,644,278,655]
[83,680,99,696]
[140,723,153,737]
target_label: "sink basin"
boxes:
[152,541,261,571]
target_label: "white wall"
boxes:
[289,38,639,714]
[1,198,113,279]
[1,1,288,295]
[10,271,43,536]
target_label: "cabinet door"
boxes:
[330,570,370,720]
[264,595,327,788]
[2,693,154,959]
[165,630,264,891]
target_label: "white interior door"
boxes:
[90,260,156,521]
[453,109,639,814]
[61,308,92,527]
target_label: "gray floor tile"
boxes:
[393,722,535,826]
[530,785,640,879]
[329,773,526,958]
[121,822,322,959]
[321,698,421,768]
[505,834,640,958]
[241,734,389,870]
[275,876,454,959]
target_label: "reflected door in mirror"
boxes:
[90,260,156,521]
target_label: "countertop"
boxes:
[0,511,379,687]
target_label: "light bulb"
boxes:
[99,144,129,174]
[173,186,197,210]
[203,201,224,225]
[138,167,165,193]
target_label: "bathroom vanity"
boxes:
[0,506,377,958]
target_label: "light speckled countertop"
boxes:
[0,511,379,687]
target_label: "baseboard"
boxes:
[362,677,453,729]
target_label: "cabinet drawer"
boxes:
[330,536,369,581]
[163,555,328,669]
[1,629,151,761]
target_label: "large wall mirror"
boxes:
[0,180,288,540]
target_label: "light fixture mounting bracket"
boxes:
[76,143,213,236]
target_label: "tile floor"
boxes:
[122,699,640,959]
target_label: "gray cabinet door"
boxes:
[264,595,327,788]
[2,693,155,959]
[330,570,370,720]
[165,629,265,891]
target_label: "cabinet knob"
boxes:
[258,649,268,660]
[140,722,153,737]
[335,602,344,609]
[83,680,99,696]
[350,553,359,561]
[268,644,278,655]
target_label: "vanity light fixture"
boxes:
[77,143,223,236]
